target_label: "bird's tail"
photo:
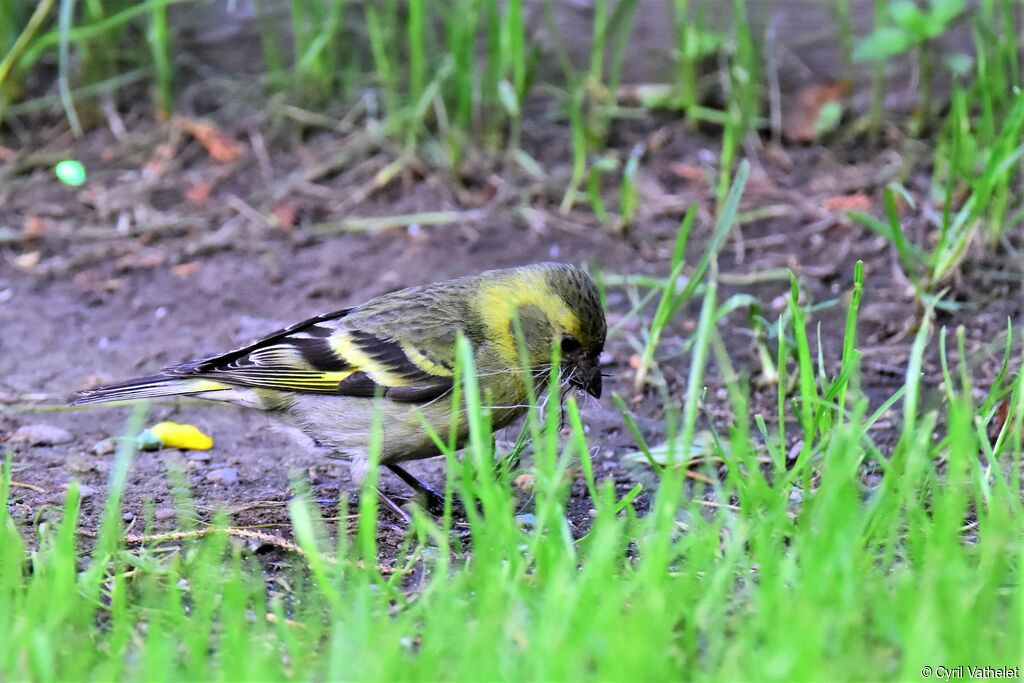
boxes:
[72,374,229,405]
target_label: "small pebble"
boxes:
[123,512,135,522]
[513,473,535,493]
[515,513,536,530]
[154,507,176,521]
[11,424,74,446]
[69,484,96,499]
[91,438,117,456]
[206,467,239,485]
[697,148,717,164]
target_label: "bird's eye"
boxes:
[561,335,582,355]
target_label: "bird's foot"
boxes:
[386,463,447,516]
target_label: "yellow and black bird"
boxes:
[74,263,606,511]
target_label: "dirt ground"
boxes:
[2,93,1022,562]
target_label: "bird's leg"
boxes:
[385,463,446,515]
[377,488,412,524]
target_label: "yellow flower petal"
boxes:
[149,422,213,450]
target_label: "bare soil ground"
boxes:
[2,93,1022,563]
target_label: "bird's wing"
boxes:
[164,307,455,403]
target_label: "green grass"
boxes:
[849,85,1024,308]
[842,0,1024,310]
[3,169,1023,680]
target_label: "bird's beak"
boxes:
[571,363,602,399]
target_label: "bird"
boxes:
[73,262,607,514]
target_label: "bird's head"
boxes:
[479,263,607,399]
[545,264,606,399]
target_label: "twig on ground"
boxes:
[9,481,47,493]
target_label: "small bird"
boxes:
[74,263,606,512]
